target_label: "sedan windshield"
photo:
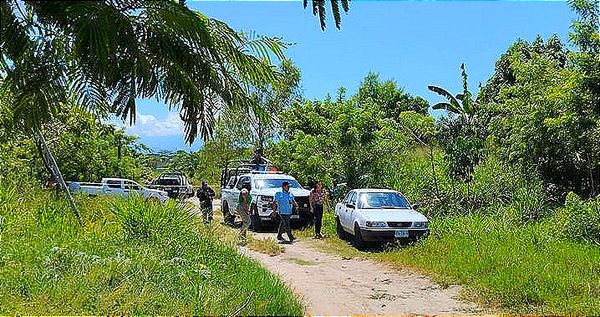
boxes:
[254,179,302,190]
[358,192,410,209]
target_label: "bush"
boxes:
[555,192,600,245]
[110,196,195,241]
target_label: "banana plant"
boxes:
[428,63,477,124]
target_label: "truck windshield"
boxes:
[254,179,301,190]
[358,192,410,209]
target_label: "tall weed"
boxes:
[110,196,195,241]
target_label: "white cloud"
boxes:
[123,112,184,137]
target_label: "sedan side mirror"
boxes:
[346,203,355,209]
[411,203,420,210]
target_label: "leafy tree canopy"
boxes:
[0,0,287,143]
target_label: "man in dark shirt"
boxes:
[197,180,215,223]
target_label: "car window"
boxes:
[124,181,141,190]
[227,176,236,188]
[254,179,301,190]
[237,176,250,190]
[343,191,353,203]
[358,192,410,209]
[106,180,121,189]
[349,192,357,205]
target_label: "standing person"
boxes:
[196,180,215,223]
[309,180,328,239]
[272,181,297,242]
[237,188,252,240]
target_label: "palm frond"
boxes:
[331,0,342,29]
[341,0,350,12]
[0,1,33,64]
[317,1,327,31]
[305,0,350,30]
[2,0,288,143]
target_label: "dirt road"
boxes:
[200,198,479,315]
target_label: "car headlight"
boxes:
[365,221,387,228]
[413,221,428,228]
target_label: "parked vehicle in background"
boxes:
[147,171,194,198]
[220,156,311,230]
[334,189,428,249]
[71,178,169,203]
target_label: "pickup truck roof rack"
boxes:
[220,153,277,188]
[249,170,285,174]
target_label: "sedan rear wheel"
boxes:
[336,217,347,240]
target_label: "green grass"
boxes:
[0,183,303,315]
[303,206,600,315]
[380,214,600,315]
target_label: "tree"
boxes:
[1,0,287,142]
[270,76,420,189]
[219,60,301,154]
[478,35,599,199]
[0,0,287,220]
[358,72,429,117]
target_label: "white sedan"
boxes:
[334,189,429,249]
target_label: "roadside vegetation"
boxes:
[293,153,600,314]
[274,0,600,314]
[0,182,302,315]
[0,0,598,315]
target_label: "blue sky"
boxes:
[122,1,576,152]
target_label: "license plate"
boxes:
[291,215,300,219]
[395,229,409,238]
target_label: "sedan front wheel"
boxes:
[353,223,366,250]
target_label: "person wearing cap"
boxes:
[272,181,297,242]
[238,188,252,239]
[196,180,215,223]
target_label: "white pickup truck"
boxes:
[335,189,429,249]
[221,172,311,230]
[70,178,169,203]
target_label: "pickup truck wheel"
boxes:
[353,223,366,250]
[336,217,347,240]
[250,204,262,231]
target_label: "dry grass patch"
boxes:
[246,236,285,256]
